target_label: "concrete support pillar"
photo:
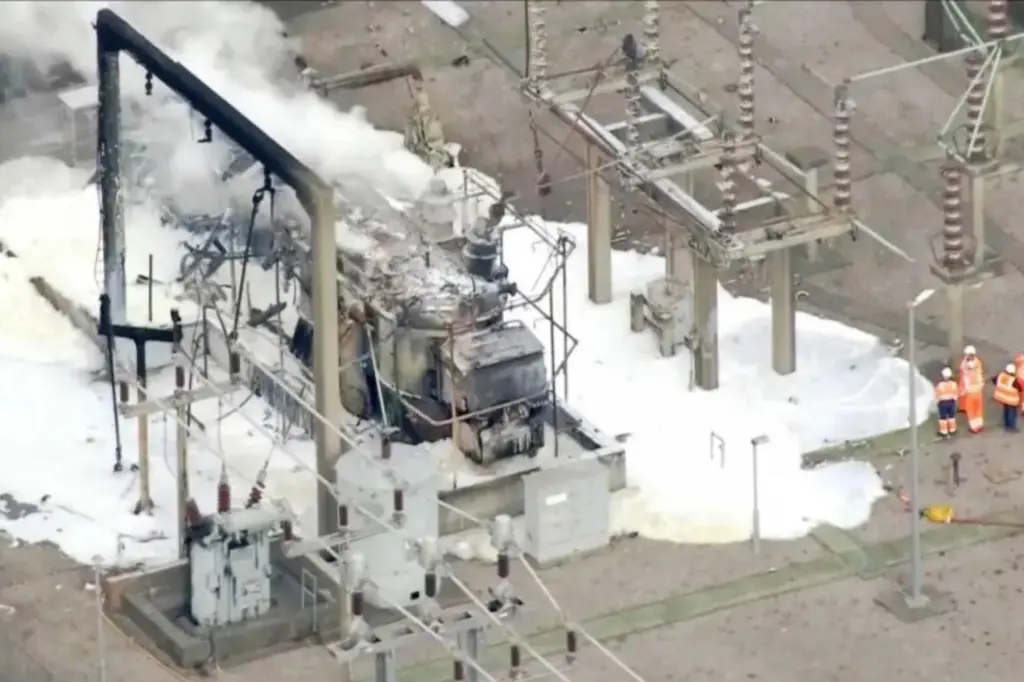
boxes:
[970,173,986,268]
[586,143,613,304]
[692,252,719,390]
[784,146,829,261]
[946,283,964,366]
[769,249,796,375]
[667,173,694,280]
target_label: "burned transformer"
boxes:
[285,182,551,465]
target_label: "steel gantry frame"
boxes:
[520,0,907,389]
[845,0,1024,363]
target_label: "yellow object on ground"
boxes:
[922,504,955,524]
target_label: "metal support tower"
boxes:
[521,1,881,388]
[94,10,345,545]
[848,12,1024,363]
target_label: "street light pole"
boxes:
[750,435,770,555]
[907,288,935,607]
[93,556,107,682]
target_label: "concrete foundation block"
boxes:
[874,583,955,623]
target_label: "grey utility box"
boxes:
[523,460,611,566]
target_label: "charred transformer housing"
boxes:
[186,167,552,466]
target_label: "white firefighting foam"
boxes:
[0,1,932,565]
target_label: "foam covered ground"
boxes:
[0,1,933,565]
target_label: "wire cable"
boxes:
[110,364,526,682]
[197,306,645,682]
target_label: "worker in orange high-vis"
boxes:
[958,345,983,412]
[960,355,986,433]
[934,367,959,438]
[993,363,1021,432]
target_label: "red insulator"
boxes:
[217,480,231,514]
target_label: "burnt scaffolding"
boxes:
[175,167,579,462]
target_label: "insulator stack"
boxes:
[509,645,522,680]
[245,468,266,509]
[988,0,1010,41]
[737,6,756,143]
[964,50,987,162]
[527,1,548,88]
[216,465,231,514]
[392,488,405,523]
[453,660,465,682]
[280,519,294,541]
[832,89,853,214]
[718,131,738,234]
[941,159,966,269]
[350,589,364,620]
[642,1,661,70]
[565,628,578,665]
[624,55,644,163]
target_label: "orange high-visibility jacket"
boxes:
[935,380,958,402]
[994,371,1021,407]
[960,361,984,394]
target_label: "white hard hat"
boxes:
[964,345,977,355]
[941,367,952,380]
[1008,363,1017,375]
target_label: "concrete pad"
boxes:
[874,583,955,623]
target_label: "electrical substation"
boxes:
[4,0,1024,680]
[82,5,625,675]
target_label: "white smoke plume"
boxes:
[0,1,434,214]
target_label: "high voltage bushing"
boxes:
[527,1,548,86]
[941,158,966,269]
[964,49,988,162]
[832,84,854,214]
[643,0,661,69]
[622,33,645,167]
[988,0,1010,41]
[737,4,756,143]
[719,130,738,234]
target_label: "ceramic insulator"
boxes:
[719,131,738,234]
[737,6,756,143]
[528,1,548,87]
[643,1,661,69]
[624,57,644,163]
[988,0,1010,41]
[832,91,853,213]
[941,160,965,269]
